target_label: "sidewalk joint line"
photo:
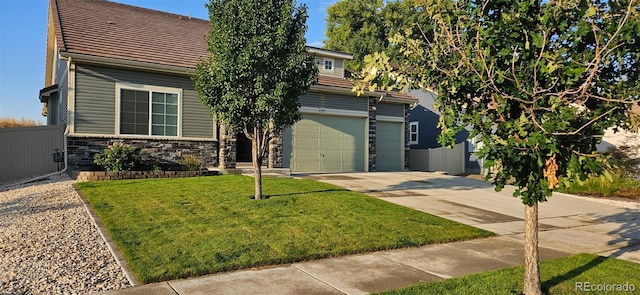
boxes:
[167,282,180,295]
[291,264,350,295]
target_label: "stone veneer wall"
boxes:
[67,136,218,171]
[368,97,377,171]
[268,134,283,168]
[218,125,237,169]
[404,104,411,170]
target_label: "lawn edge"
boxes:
[72,184,141,286]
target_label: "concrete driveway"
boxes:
[305,171,640,262]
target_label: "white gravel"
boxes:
[0,174,130,294]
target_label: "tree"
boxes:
[355,0,640,294]
[194,0,317,200]
[325,0,429,72]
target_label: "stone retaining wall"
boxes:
[73,170,218,181]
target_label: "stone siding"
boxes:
[67,136,218,171]
[269,134,283,168]
[368,97,377,171]
[404,104,411,170]
[218,125,237,169]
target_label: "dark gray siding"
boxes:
[47,93,58,125]
[74,64,214,138]
[300,92,368,112]
[56,63,69,125]
[377,103,404,117]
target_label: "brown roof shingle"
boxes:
[51,0,414,102]
[52,0,210,68]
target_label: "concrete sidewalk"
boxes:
[100,172,640,295]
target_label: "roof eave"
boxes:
[311,84,416,104]
[305,47,354,60]
[60,52,193,75]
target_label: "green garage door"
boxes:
[376,121,403,171]
[283,114,365,172]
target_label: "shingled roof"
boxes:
[51,0,210,68]
[49,0,414,101]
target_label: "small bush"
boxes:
[93,143,141,172]
[181,154,203,171]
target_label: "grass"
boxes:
[558,175,640,201]
[0,117,43,127]
[378,253,640,294]
[77,175,493,283]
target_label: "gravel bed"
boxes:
[0,174,130,294]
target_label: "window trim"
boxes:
[322,57,334,72]
[409,121,419,145]
[115,82,182,138]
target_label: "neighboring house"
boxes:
[40,0,416,173]
[408,89,481,174]
[597,104,640,159]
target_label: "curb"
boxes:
[72,184,141,286]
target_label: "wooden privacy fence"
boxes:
[0,125,65,181]
[409,142,466,175]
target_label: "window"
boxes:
[409,121,419,145]
[323,58,334,72]
[118,84,180,137]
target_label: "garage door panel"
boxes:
[376,121,403,171]
[298,125,320,135]
[320,138,342,147]
[285,114,365,172]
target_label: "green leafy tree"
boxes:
[194,0,317,200]
[355,0,640,294]
[324,0,429,72]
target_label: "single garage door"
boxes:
[376,121,403,171]
[283,114,365,172]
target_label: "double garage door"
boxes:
[283,114,403,172]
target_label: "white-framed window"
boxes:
[323,58,334,72]
[409,121,419,145]
[116,83,181,137]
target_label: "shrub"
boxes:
[93,143,141,172]
[180,154,203,171]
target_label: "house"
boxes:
[408,89,481,174]
[40,0,416,174]
[597,104,640,159]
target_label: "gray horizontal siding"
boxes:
[377,103,404,117]
[74,64,214,139]
[75,65,116,134]
[315,56,344,78]
[300,92,368,112]
[57,67,69,125]
[47,94,58,125]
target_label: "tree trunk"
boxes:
[252,134,263,200]
[524,201,542,295]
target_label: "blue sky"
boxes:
[0,0,337,123]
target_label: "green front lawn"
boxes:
[379,253,640,294]
[78,175,492,283]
